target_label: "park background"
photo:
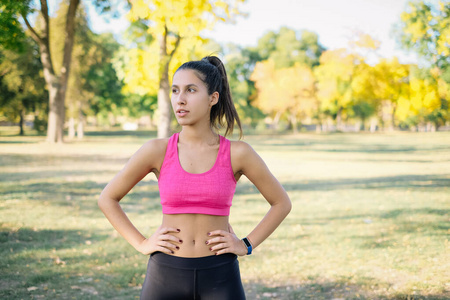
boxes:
[0,0,449,299]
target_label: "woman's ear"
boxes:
[210,91,219,106]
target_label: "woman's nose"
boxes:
[176,93,186,104]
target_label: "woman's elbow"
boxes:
[272,195,292,217]
[283,197,292,216]
[98,194,107,211]
[98,192,113,211]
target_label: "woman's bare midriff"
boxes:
[161,214,229,258]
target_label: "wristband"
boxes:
[242,237,253,255]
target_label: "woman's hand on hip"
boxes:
[137,226,182,255]
[206,223,248,256]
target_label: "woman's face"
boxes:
[171,69,218,127]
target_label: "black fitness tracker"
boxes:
[242,237,253,255]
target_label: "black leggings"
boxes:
[140,252,246,300]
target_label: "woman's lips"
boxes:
[176,110,189,117]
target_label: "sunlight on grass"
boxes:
[1,130,449,299]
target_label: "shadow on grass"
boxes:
[0,169,114,183]
[85,130,157,138]
[1,180,108,202]
[0,226,141,299]
[380,208,448,218]
[0,140,39,144]
[1,178,161,210]
[0,152,128,169]
[250,135,450,154]
[245,280,449,300]
[0,227,107,256]
[309,145,450,154]
[279,174,450,192]
[233,174,450,198]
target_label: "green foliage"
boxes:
[48,2,127,125]
[425,98,448,129]
[248,26,326,69]
[396,0,450,69]
[78,31,126,119]
[224,45,264,125]
[122,20,154,48]
[350,101,376,124]
[2,0,449,134]
[0,40,48,133]
[0,0,33,52]
[395,0,450,128]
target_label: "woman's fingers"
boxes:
[208,229,227,237]
[157,228,182,253]
[206,229,247,256]
[206,236,226,245]
[160,234,183,244]
[158,240,180,252]
[159,227,180,234]
[139,227,182,255]
[210,242,227,251]
[157,245,176,255]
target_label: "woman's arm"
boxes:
[98,139,181,255]
[208,141,292,255]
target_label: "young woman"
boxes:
[98,56,292,300]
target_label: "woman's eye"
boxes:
[172,89,178,93]
[188,88,195,93]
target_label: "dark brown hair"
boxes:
[175,56,243,138]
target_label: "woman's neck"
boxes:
[179,127,219,146]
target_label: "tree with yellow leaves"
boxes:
[250,60,316,132]
[348,61,378,131]
[397,0,449,66]
[127,0,245,138]
[396,69,443,130]
[370,57,410,130]
[314,49,359,131]
[396,0,450,129]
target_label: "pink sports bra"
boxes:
[158,133,237,216]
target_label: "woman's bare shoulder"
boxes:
[230,140,255,157]
[130,137,170,169]
[141,137,170,155]
[133,138,169,165]
[230,140,260,174]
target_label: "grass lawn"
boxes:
[0,128,449,299]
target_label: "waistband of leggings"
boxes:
[150,252,237,270]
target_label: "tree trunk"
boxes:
[42,53,62,143]
[369,117,377,133]
[157,82,172,138]
[336,106,343,131]
[77,101,84,139]
[391,104,397,131]
[157,24,180,138]
[354,120,361,132]
[272,111,282,130]
[290,113,298,134]
[77,119,84,139]
[108,112,116,127]
[68,117,75,138]
[22,0,80,143]
[434,121,440,132]
[19,110,24,136]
